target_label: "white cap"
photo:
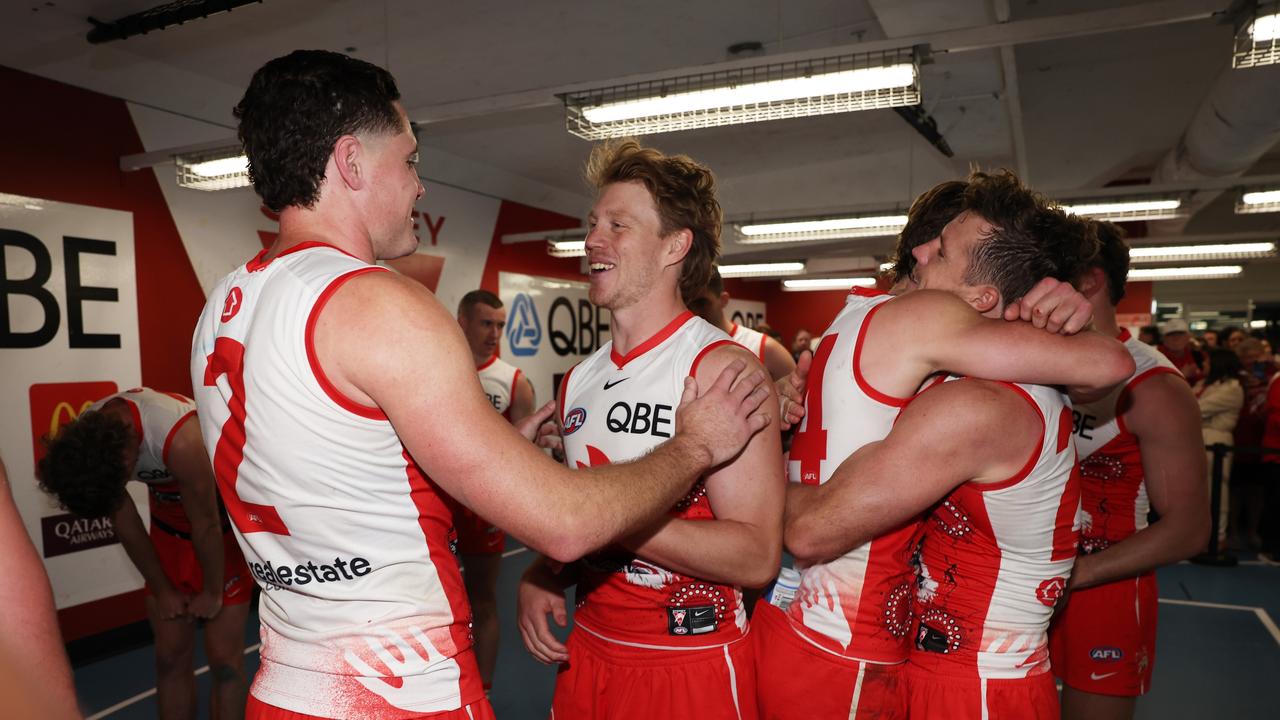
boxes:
[1160,318,1190,335]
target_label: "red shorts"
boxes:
[551,625,757,720]
[1049,572,1158,696]
[149,525,253,606]
[751,600,906,720]
[905,664,1059,720]
[246,694,495,719]
[448,500,505,556]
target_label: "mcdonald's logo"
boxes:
[29,381,119,464]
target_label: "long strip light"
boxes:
[1129,242,1276,263]
[563,49,920,139]
[736,214,907,244]
[782,277,878,291]
[1059,198,1182,222]
[1236,188,1280,214]
[547,239,586,258]
[1234,2,1280,69]
[175,147,250,191]
[1127,265,1243,281]
[718,261,807,278]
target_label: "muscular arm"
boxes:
[318,272,770,564]
[111,498,181,603]
[863,291,1134,399]
[168,419,224,617]
[0,460,79,719]
[622,344,785,588]
[786,380,1039,563]
[1070,375,1209,589]
[761,335,797,383]
[508,371,536,425]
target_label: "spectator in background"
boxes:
[790,328,813,360]
[1159,319,1205,385]
[756,322,784,345]
[1231,337,1278,550]
[1202,329,1220,349]
[1139,325,1160,345]
[1197,348,1245,545]
[1225,327,1248,351]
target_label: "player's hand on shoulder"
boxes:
[1002,277,1093,334]
[677,353,772,467]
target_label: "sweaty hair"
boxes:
[458,289,503,318]
[36,412,134,519]
[891,181,966,282]
[961,170,1099,304]
[586,140,722,306]
[235,50,404,212]
[706,266,725,296]
[1204,348,1242,387]
[1084,220,1130,306]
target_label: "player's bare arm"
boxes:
[166,419,226,620]
[111,496,187,620]
[863,289,1134,400]
[517,556,580,664]
[761,334,797,383]
[509,372,536,425]
[786,379,1040,563]
[317,271,771,563]
[621,343,785,589]
[1069,374,1209,589]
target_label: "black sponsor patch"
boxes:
[667,605,717,636]
[916,622,951,653]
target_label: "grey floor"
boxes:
[74,546,1280,719]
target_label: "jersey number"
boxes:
[203,337,291,535]
[789,334,837,485]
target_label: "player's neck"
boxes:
[609,292,688,357]
[1092,302,1121,338]
[271,205,376,264]
[472,351,493,368]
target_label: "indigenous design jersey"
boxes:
[786,288,927,663]
[191,243,477,718]
[911,380,1081,680]
[559,311,743,647]
[1069,329,1178,553]
[90,388,197,533]
[729,322,768,362]
[476,355,521,419]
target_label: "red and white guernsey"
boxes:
[91,388,197,533]
[558,311,745,647]
[786,287,927,663]
[190,243,477,718]
[729,322,768,363]
[911,380,1081,679]
[1070,329,1178,553]
[476,355,521,420]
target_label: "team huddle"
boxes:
[37,49,1210,720]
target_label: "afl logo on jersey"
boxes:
[563,407,587,435]
[221,287,243,323]
[1090,646,1124,662]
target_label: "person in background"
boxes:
[1225,327,1248,351]
[790,328,813,360]
[688,267,796,380]
[1260,369,1280,558]
[1231,337,1278,550]
[1138,325,1160,346]
[1197,348,1245,545]
[1159,319,1205,385]
[756,321,784,346]
[1202,329,1220,349]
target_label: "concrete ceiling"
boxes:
[3,0,1279,314]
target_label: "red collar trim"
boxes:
[1117,328,1132,342]
[246,241,362,272]
[611,311,695,369]
[729,322,739,336]
[477,354,498,371]
[850,286,888,298]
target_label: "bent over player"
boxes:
[38,387,252,720]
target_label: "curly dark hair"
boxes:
[586,139,723,306]
[891,180,966,282]
[235,50,404,212]
[36,412,134,518]
[1204,347,1242,387]
[1085,220,1130,306]
[962,170,1100,304]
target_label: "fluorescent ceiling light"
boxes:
[563,49,920,139]
[1236,188,1280,214]
[1234,3,1280,69]
[736,214,907,244]
[879,261,895,272]
[1129,242,1276,263]
[1127,265,1243,281]
[547,239,586,258]
[1250,319,1269,328]
[782,277,877,291]
[1060,198,1182,221]
[175,147,250,191]
[718,261,807,278]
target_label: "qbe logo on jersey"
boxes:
[506,293,542,357]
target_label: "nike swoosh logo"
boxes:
[603,378,629,390]
[691,608,712,617]
[1090,672,1118,681]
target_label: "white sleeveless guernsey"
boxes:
[557,311,748,647]
[729,322,768,362]
[476,355,521,419]
[190,242,478,718]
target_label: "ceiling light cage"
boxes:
[1128,265,1244,281]
[1059,197,1185,222]
[1235,187,1280,213]
[561,48,921,140]
[1234,0,1280,69]
[175,147,250,191]
[1129,242,1276,263]
[734,213,908,244]
[718,261,807,278]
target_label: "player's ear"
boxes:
[332,135,364,190]
[967,284,1000,314]
[665,228,693,266]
